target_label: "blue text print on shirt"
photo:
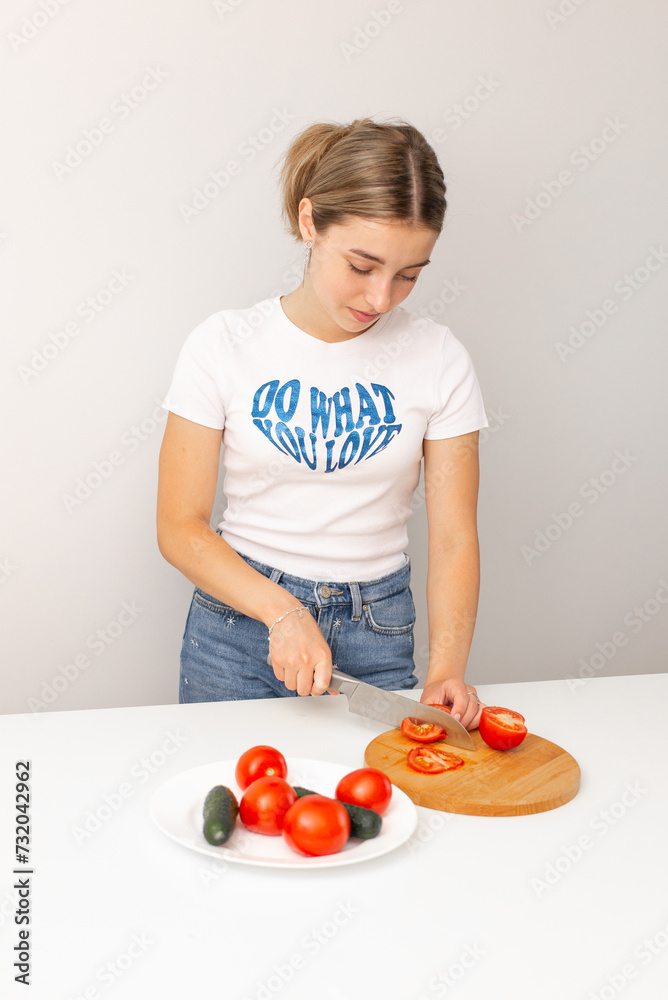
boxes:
[251,380,402,472]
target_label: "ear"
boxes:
[297,197,315,241]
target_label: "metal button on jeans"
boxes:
[320,585,333,598]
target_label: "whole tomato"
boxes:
[235,746,287,791]
[282,795,350,856]
[335,767,392,815]
[239,776,297,835]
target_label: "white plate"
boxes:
[149,757,418,869]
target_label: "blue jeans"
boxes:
[179,551,418,702]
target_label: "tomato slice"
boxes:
[401,716,446,743]
[478,706,527,751]
[426,704,452,714]
[406,746,465,774]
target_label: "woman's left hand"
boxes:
[420,678,484,731]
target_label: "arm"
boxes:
[420,431,484,729]
[156,412,332,695]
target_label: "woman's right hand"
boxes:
[266,607,332,697]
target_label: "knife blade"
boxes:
[328,668,476,751]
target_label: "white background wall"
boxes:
[2,0,666,715]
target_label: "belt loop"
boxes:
[350,581,362,621]
[269,567,283,584]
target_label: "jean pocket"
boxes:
[363,588,416,635]
[192,589,238,615]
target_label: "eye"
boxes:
[348,262,419,283]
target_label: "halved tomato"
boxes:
[406,746,465,774]
[426,704,452,714]
[478,706,527,751]
[401,717,446,743]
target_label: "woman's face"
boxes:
[305,213,438,333]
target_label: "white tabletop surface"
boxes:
[1,673,667,1000]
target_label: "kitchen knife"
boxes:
[328,668,476,751]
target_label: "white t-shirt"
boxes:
[162,295,488,581]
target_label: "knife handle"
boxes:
[328,668,359,698]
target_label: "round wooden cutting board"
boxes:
[364,727,581,816]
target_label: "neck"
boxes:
[280,284,376,343]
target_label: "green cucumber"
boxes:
[202,785,239,846]
[292,787,382,841]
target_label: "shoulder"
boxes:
[179,297,277,357]
[384,306,474,366]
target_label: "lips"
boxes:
[349,307,379,322]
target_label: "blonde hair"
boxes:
[275,116,446,241]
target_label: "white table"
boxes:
[1,673,667,999]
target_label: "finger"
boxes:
[450,694,468,722]
[297,666,315,698]
[310,658,332,697]
[281,667,297,691]
[462,696,484,730]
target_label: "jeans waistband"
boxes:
[234,548,411,620]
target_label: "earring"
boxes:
[303,240,312,279]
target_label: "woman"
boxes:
[157,117,487,730]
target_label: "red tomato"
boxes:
[335,768,393,815]
[478,707,527,751]
[400,717,446,743]
[239,777,297,835]
[426,703,452,714]
[282,795,350,856]
[235,746,287,790]
[406,746,465,774]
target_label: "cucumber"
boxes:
[292,787,382,841]
[202,785,239,846]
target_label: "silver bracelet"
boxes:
[267,606,308,638]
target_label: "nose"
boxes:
[365,277,393,314]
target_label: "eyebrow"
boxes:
[348,248,431,269]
